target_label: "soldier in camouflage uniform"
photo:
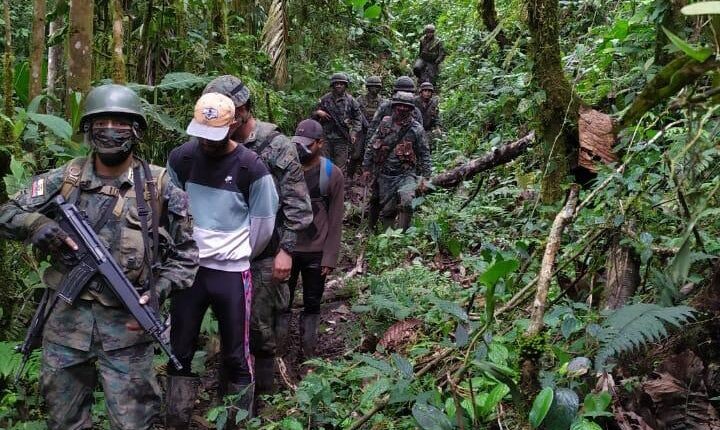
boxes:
[415,82,441,150]
[348,76,387,179]
[362,92,431,231]
[312,72,363,171]
[0,84,198,430]
[413,24,446,85]
[201,76,313,397]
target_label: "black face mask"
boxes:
[91,128,135,166]
[97,150,132,166]
[295,142,313,164]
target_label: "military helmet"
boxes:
[391,91,415,107]
[80,84,147,130]
[365,76,382,87]
[330,72,350,86]
[420,82,435,91]
[425,24,436,33]
[204,75,251,107]
[393,76,415,92]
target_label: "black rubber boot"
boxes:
[254,357,276,395]
[165,375,199,430]
[301,313,321,358]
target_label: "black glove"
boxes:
[30,218,71,254]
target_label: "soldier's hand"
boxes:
[361,171,371,183]
[316,110,330,119]
[321,266,333,277]
[31,219,78,253]
[350,133,357,145]
[126,293,150,331]
[273,248,293,281]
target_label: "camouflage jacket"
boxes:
[0,156,198,352]
[419,35,446,64]
[313,92,363,141]
[414,95,440,131]
[357,94,386,127]
[367,100,424,143]
[243,120,313,255]
[363,115,431,178]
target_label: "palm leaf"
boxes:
[261,0,288,87]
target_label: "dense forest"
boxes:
[0,0,719,429]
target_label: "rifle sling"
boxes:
[132,159,159,306]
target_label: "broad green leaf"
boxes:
[26,112,73,141]
[480,383,510,416]
[529,387,554,428]
[360,378,391,406]
[351,0,367,8]
[392,353,413,379]
[480,258,519,288]
[662,26,712,62]
[681,1,720,15]
[455,323,469,347]
[364,4,382,19]
[280,418,304,430]
[571,419,603,430]
[430,296,468,322]
[412,402,453,430]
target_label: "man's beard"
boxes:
[200,139,230,157]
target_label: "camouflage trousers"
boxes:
[250,257,290,359]
[377,173,419,225]
[41,336,160,430]
[323,137,350,171]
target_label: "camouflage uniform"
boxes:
[414,94,440,132]
[313,92,363,170]
[242,120,313,359]
[350,92,387,178]
[0,156,198,430]
[367,100,424,146]
[363,105,431,230]
[414,32,446,85]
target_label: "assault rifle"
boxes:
[16,195,181,379]
[319,97,353,143]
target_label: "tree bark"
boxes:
[29,0,47,102]
[111,0,126,84]
[429,132,535,188]
[603,230,640,310]
[135,0,154,84]
[66,0,94,117]
[527,0,580,203]
[46,17,64,115]
[479,0,509,48]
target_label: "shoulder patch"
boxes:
[30,178,45,197]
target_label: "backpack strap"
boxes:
[255,131,281,157]
[319,157,333,198]
[60,157,88,202]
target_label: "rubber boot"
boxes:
[165,375,199,430]
[398,210,412,231]
[254,357,276,395]
[225,382,255,427]
[276,312,291,352]
[301,313,321,358]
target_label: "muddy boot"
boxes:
[398,211,412,231]
[254,357,276,396]
[301,313,321,357]
[165,375,199,430]
[276,311,291,352]
[225,382,255,427]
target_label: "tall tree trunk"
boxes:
[66,0,93,117]
[527,0,580,203]
[479,0,509,48]
[655,0,687,66]
[29,0,47,102]
[136,0,153,84]
[211,0,228,46]
[603,230,641,309]
[46,17,64,114]
[111,0,126,83]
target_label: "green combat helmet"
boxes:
[204,75,251,107]
[393,76,415,93]
[365,76,382,87]
[330,72,350,86]
[80,84,147,131]
[420,82,434,92]
[391,91,416,107]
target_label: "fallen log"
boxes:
[430,131,535,189]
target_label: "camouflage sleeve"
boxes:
[0,167,66,241]
[367,103,387,144]
[414,125,432,178]
[349,97,363,134]
[271,136,313,254]
[156,176,199,298]
[362,122,381,171]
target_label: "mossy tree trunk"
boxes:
[46,15,64,115]
[29,0,47,102]
[66,0,94,117]
[655,0,687,66]
[527,0,580,203]
[135,0,153,84]
[478,0,509,48]
[111,0,126,84]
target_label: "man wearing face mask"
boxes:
[362,91,431,231]
[348,76,386,180]
[0,84,199,429]
[165,93,279,427]
[285,119,344,357]
[312,72,363,171]
[201,75,312,399]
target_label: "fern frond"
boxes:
[261,0,288,87]
[595,303,695,371]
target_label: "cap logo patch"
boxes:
[202,107,219,120]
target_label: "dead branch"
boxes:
[429,132,535,189]
[527,184,581,335]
